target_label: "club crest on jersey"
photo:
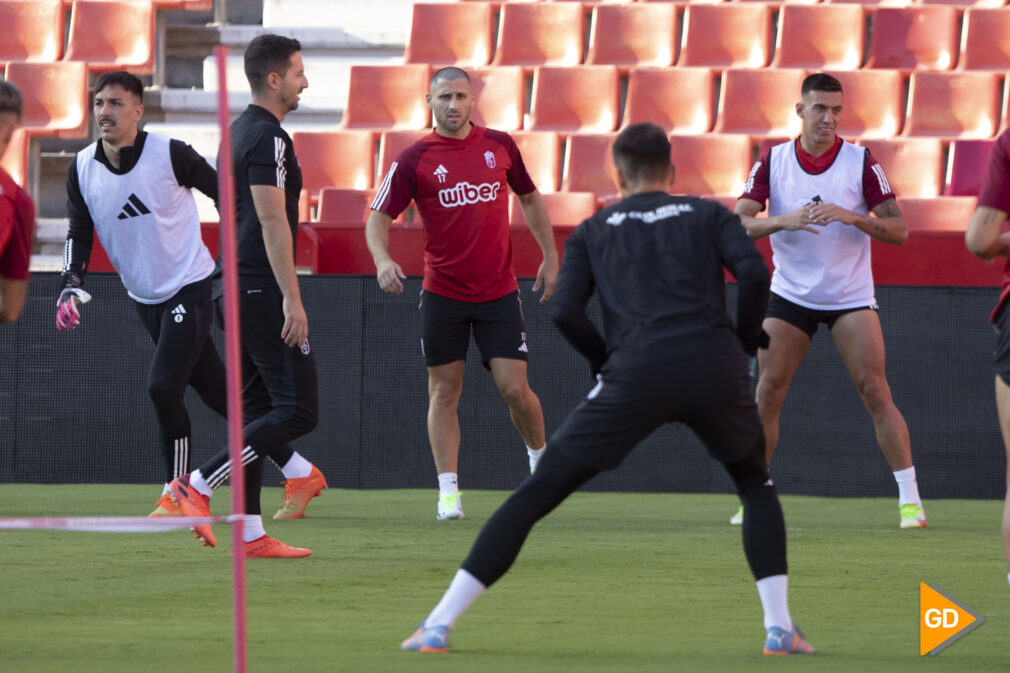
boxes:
[483,151,496,169]
[433,164,448,184]
[438,181,502,208]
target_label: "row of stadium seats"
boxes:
[0,0,208,73]
[294,130,991,219]
[289,196,983,278]
[338,65,1007,139]
[404,3,1010,72]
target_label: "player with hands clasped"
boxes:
[732,73,925,529]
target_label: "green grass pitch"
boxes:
[0,485,1006,672]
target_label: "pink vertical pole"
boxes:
[214,44,248,673]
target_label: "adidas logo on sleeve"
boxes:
[171,304,186,323]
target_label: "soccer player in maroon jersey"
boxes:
[965,127,1010,584]
[0,81,33,324]
[365,67,559,520]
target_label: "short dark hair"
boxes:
[0,81,23,120]
[802,73,843,96]
[612,123,672,184]
[94,71,144,103]
[244,34,302,94]
[430,67,470,88]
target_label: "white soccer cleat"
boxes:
[437,492,464,520]
[729,505,743,525]
[899,503,927,529]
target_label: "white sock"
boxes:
[1006,572,1010,587]
[190,469,214,497]
[438,472,459,495]
[526,444,545,471]
[424,569,486,629]
[281,452,313,479]
[161,483,171,496]
[893,467,921,506]
[242,515,266,543]
[756,575,793,632]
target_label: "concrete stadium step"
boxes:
[262,0,417,45]
[141,121,348,162]
[201,51,402,116]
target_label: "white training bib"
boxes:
[767,139,875,310]
[75,133,214,304]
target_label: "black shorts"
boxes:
[419,289,528,369]
[551,352,762,472]
[766,292,878,338]
[992,303,1010,385]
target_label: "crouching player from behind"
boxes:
[400,123,814,656]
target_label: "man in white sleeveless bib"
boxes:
[733,73,926,530]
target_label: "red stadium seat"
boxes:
[945,140,997,197]
[825,0,912,7]
[670,134,752,197]
[859,138,945,198]
[561,133,619,204]
[0,129,29,188]
[377,130,431,182]
[403,3,495,67]
[770,5,865,70]
[469,66,525,132]
[509,192,597,226]
[64,1,156,74]
[678,5,772,69]
[527,66,620,135]
[919,0,1004,6]
[5,61,89,138]
[902,71,1000,139]
[291,130,376,210]
[341,64,431,130]
[317,188,374,224]
[511,131,562,193]
[712,69,807,137]
[0,0,63,66]
[585,4,678,70]
[897,196,978,233]
[491,3,585,69]
[957,9,1010,72]
[826,69,904,139]
[621,67,715,136]
[864,7,959,71]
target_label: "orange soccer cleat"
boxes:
[148,492,182,517]
[169,474,216,547]
[273,465,328,520]
[244,535,312,558]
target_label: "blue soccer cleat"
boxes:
[763,625,815,655]
[400,622,450,653]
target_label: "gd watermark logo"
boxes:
[919,583,984,656]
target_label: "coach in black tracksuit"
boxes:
[171,35,319,554]
[404,123,813,655]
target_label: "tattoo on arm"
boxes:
[872,199,902,219]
